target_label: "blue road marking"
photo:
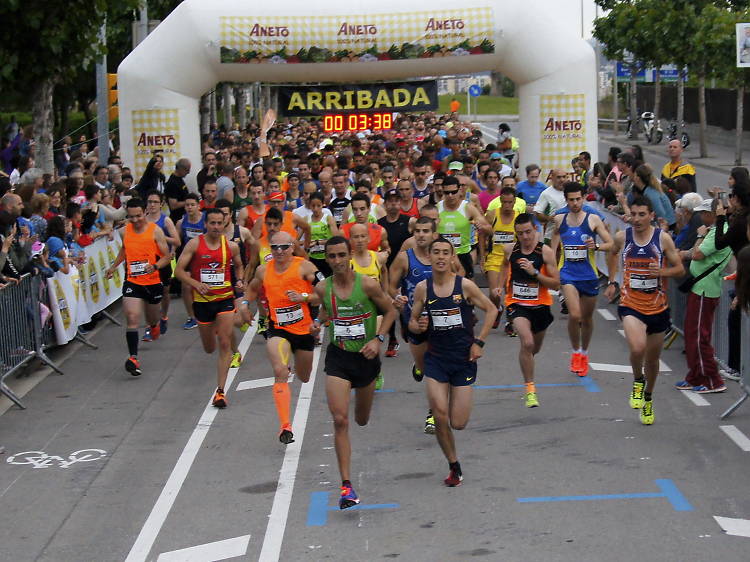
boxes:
[517,479,693,512]
[476,377,601,393]
[307,491,400,526]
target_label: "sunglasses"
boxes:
[414,171,427,175]
[270,243,292,251]
[443,189,460,195]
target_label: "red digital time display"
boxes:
[322,113,393,133]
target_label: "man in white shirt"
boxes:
[294,180,333,221]
[534,169,567,243]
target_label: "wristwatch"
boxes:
[301,292,309,302]
[474,338,485,348]
[595,243,601,251]
[375,334,385,343]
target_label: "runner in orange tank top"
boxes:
[251,191,311,250]
[176,208,244,409]
[244,230,322,445]
[605,196,683,426]
[105,199,170,377]
[237,184,268,230]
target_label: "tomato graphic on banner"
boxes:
[87,260,101,304]
[54,279,72,331]
[98,252,110,295]
[107,245,122,288]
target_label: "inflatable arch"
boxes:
[118,0,598,188]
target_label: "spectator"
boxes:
[82,184,109,232]
[673,192,704,251]
[196,150,217,194]
[93,165,109,190]
[9,154,34,186]
[29,193,50,240]
[135,154,166,198]
[0,209,32,279]
[45,186,64,219]
[676,199,732,393]
[630,165,676,228]
[44,215,73,274]
[661,139,697,192]
[735,245,750,312]
[164,158,191,223]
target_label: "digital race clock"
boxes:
[322,112,393,133]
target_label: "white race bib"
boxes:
[493,231,514,245]
[512,281,539,300]
[430,307,463,330]
[130,260,148,276]
[564,246,588,262]
[333,317,366,340]
[200,269,224,286]
[185,227,202,239]
[629,274,658,291]
[443,233,461,248]
[309,242,325,254]
[275,304,304,326]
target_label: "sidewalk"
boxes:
[599,129,748,176]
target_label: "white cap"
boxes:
[675,192,703,211]
[693,199,715,212]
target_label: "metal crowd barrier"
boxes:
[0,274,63,409]
[722,312,750,418]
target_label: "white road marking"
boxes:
[156,534,251,562]
[618,329,625,337]
[714,516,750,537]
[597,308,616,321]
[258,346,321,562]
[589,362,671,373]
[720,425,750,452]
[682,392,711,407]
[236,377,275,391]
[124,320,257,562]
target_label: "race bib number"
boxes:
[512,281,539,301]
[333,208,345,223]
[564,246,588,262]
[430,307,463,330]
[200,268,224,286]
[309,242,325,254]
[275,304,304,326]
[629,274,658,291]
[185,227,202,239]
[333,317,366,341]
[443,233,461,248]
[493,231,514,245]
[129,260,148,276]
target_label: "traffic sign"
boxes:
[468,84,482,97]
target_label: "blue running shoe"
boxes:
[142,328,153,342]
[159,316,168,334]
[339,484,360,510]
[183,317,198,330]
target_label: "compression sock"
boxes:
[644,392,653,402]
[634,376,645,383]
[126,330,138,357]
[273,382,291,428]
[342,479,352,487]
[449,461,462,476]
[525,382,536,394]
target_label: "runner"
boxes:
[174,208,244,408]
[341,193,390,253]
[237,183,267,230]
[389,216,438,432]
[105,199,171,376]
[397,179,420,219]
[251,191,310,249]
[175,193,206,329]
[305,192,339,277]
[313,235,397,509]
[408,237,496,487]
[604,196,683,425]
[550,182,613,376]
[244,231,321,443]
[500,213,560,408]
[144,190,181,339]
[329,171,352,226]
[437,176,491,279]
[482,185,518,334]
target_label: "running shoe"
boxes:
[640,400,654,425]
[504,321,517,337]
[159,316,168,334]
[239,322,250,333]
[630,380,645,409]
[560,301,569,315]
[444,468,463,487]
[720,368,741,382]
[230,352,242,368]
[674,380,693,390]
[212,388,227,408]
[183,317,198,330]
[578,354,589,377]
[375,372,384,390]
[412,364,424,382]
[525,392,539,408]
[693,385,727,394]
[142,328,153,342]
[424,413,436,434]
[257,316,268,337]
[150,323,161,341]
[385,338,399,357]
[279,425,295,445]
[339,483,360,509]
[663,327,678,350]
[125,356,142,377]
[492,313,501,330]
[569,352,582,374]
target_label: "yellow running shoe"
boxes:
[525,392,539,408]
[640,400,654,425]
[239,322,250,333]
[629,380,645,409]
[230,352,242,368]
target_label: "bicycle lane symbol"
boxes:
[6,449,107,469]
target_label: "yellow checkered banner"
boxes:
[131,109,181,184]
[539,94,587,181]
[219,9,495,63]
[47,233,125,346]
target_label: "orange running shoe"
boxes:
[569,352,582,374]
[212,388,227,408]
[578,354,589,377]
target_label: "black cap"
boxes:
[383,188,400,200]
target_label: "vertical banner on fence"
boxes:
[47,232,125,346]
[539,93,587,183]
